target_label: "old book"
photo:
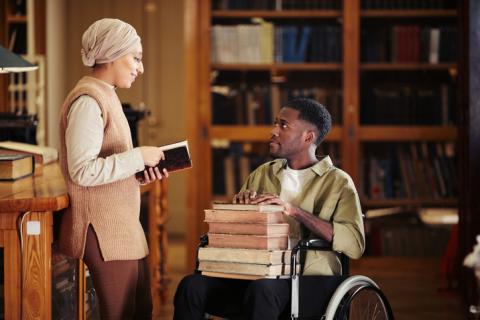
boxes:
[198,247,291,265]
[0,154,34,180]
[204,209,284,224]
[201,271,278,280]
[212,203,283,212]
[208,222,289,235]
[0,141,58,165]
[198,260,291,277]
[208,233,288,250]
[136,140,192,177]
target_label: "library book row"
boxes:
[362,25,457,64]
[211,24,456,65]
[361,142,456,200]
[212,0,341,10]
[213,0,454,10]
[212,84,342,125]
[212,81,455,126]
[211,141,456,201]
[211,23,341,64]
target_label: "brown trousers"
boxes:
[84,225,152,319]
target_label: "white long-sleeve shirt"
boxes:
[65,94,144,186]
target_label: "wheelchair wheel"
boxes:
[324,275,393,320]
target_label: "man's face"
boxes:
[269,107,314,159]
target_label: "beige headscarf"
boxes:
[81,18,140,67]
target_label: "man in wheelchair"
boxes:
[174,98,366,319]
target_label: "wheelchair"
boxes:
[197,235,394,320]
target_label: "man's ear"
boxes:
[304,130,316,144]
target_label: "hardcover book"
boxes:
[207,233,288,250]
[0,154,34,181]
[198,261,293,277]
[136,140,192,177]
[0,141,58,165]
[204,209,284,224]
[201,271,273,280]
[212,203,283,212]
[198,247,291,265]
[208,222,289,235]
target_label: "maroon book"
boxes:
[136,140,192,179]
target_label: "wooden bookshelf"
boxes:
[360,63,457,71]
[361,9,457,18]
[184,0,460,270]
[0,0,45,113]
[212,10,342,18]
[212,63,343,71]
[362,197,457,208]
[210,125,342,141]
[5,15,28,23]
[359,126,457,141]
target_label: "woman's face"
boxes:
[110,42,144,89]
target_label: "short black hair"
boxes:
[286,98,332,145]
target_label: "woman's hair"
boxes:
[81,18,140,67]
[286,98,332,145]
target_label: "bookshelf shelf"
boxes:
[362,197,458,208]
[359,126,457,141]
[212,10,342,18]
[210,125,342,142]
[6,15,27,23]
[212,63,343,71]
[361,9,457,18]
[360,63,457,71]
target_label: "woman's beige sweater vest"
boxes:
[59,76,148,261]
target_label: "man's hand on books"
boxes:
[233,190,295,215]
[240,192,300,218]
[232,189,258,204]
[139,146,165,167]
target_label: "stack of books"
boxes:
[199,203,292,280]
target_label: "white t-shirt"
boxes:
[279,165,314,248]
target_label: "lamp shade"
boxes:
[0,45,38,73]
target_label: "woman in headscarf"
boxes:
[58,18,165,319]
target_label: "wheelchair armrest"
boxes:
[292,238,332,255]
[290,238,349,277]
[195,234,209,273]
[199,234,209,247]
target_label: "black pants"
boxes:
[173,273,290,320]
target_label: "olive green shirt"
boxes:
[240,156,365,275]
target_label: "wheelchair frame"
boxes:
[197,235,394,319]
[290,239,394,319]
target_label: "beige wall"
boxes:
[47,0,187,235]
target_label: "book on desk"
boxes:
[0,153,34,180]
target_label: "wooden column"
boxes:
[459,0,480,308]
[185,0,211,272]
[342,0,360,184]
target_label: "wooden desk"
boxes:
[0,164,169,319]
[0,163,69,319]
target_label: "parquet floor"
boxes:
[155,237,466,320]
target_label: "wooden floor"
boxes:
[155,237,466,319]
